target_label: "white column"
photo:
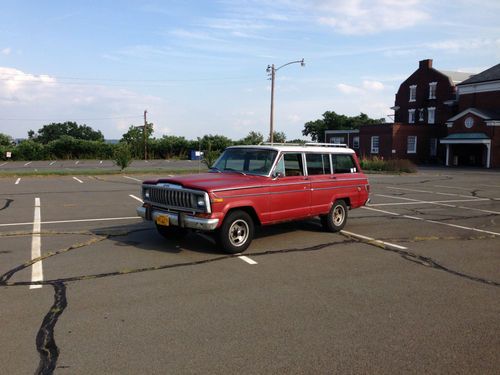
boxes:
[445,144,450,166]
[486,142,491,168]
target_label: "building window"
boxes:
[429,82,437,99]
[371,136,379,154]
[408,109,416,124]
[331,137,344,145]
[409,85,417,102]
[428,107,436,124]
[353,136,359,149]
[419,108,425,122]
[430,138,437,157]
[407,136,417,154]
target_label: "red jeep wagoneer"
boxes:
[137,143,370,253]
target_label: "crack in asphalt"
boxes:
[0,198,14,211]
[1,225,498,374]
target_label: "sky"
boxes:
[1,0,499,141]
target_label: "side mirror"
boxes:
[272,171,284,179]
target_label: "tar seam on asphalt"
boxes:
[1,226,498,375]
[0,198,14,211]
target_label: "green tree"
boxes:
[114,142,133,170]
[153,135,190,159]
[302,111,385,142]
[0,133,13,146]
[30,122,104,144]
[237,131,264,145]
[267,131,286,143]
[199,134,233,152]
[12,140,47,160]
[120,123,154,159]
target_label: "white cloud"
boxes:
[362,80,384,91]
[337,83,362,95]
[317,0,429,35]
[1,48,11,55]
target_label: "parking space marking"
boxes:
[387,186,479,199]
[0,162,7,167]
[479,184,500,188]
[30,198,43,290]
[0,216,141,228]
[15,178,21,185]
[129,194,143,203]
[362,206,500,237]
[75,160,79,165]
[374,194,500,215]
[238,255,258,264]
[49,161,56,166]
[24,161,32,166]
[72,177,84,184]
[433,185,471,191]
[124,176,142,182]
[341,230,408,250]
[99,160,103,164]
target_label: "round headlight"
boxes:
[144,189,150,199]
[197,196,206,207]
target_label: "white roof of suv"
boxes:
[228,143,355,154]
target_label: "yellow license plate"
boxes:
[156,215,169,226]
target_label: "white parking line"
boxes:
[24,161,32,166]
[73,177,84,183]
[362,206,500,237]
[238,255,258,264]
[49,161,56,166]
[341,230,408,250]
[124,176,142,182]
[479,184,500,188]
[129,194,143,203]
[30,198,43,290]
[15,178,21,185]
[387,186,479,199]
[0,162,7,167]
[374,194,500,215]
[0,216,141,228]
[75,160,80,165]
[99,160,103,164]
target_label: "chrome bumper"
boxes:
[136,206,219,231]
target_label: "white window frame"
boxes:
[371,136,379,154]
[331,137,344,144]
[408,109,416,124]
[429,82,437,99]
[407,136,417,154]
[353,136,360,149]
[409,85,417,102]
[428,107,436,124]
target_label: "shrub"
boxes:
[114,143,133,170]
[360,157,416,173]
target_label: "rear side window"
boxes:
[283,153,304,176]
[306,153,331,175]
[332,154,357,174]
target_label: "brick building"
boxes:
[357,59,473,164]
[441,63,500,168]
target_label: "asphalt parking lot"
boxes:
[1,168,499,374]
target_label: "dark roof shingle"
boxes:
[458,63,500,85]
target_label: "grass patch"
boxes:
[360,157,417,173]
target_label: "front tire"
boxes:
[217,210,254,254]
[321,200,348,232]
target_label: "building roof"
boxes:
[447,108,500,122]
[458,63,500,85]
[439,70,475,84]
[441,132,489,140]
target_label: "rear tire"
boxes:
[321,200,348,232]
[155,224,189,240]
[217,210,254,254]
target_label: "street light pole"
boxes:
[267,58,305,144]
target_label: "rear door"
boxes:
[305,152,334,216]
[331,153,366,207]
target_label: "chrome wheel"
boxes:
[228,219,250,247]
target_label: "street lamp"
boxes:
[266,58,305,144]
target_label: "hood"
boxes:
[144,172,268,192]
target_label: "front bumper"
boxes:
[136,206,219,231]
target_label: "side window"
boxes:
[332,154,357,174]
[306,153,331,175]
[283,153,304,176]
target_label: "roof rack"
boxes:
[305,142,348,148]
[259,142,348,148]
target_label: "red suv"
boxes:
[137,144,370,253]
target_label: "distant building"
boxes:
[324,129,360,151]
[358,59,473,164]
[441,63,500,168]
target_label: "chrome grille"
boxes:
[143,185,209,213]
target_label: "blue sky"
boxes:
[1,0,499,141]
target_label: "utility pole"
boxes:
[269,64,275,144]
[143,110,147,161]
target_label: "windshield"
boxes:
[212,148,278,176]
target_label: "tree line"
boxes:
[0,112,384,161]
